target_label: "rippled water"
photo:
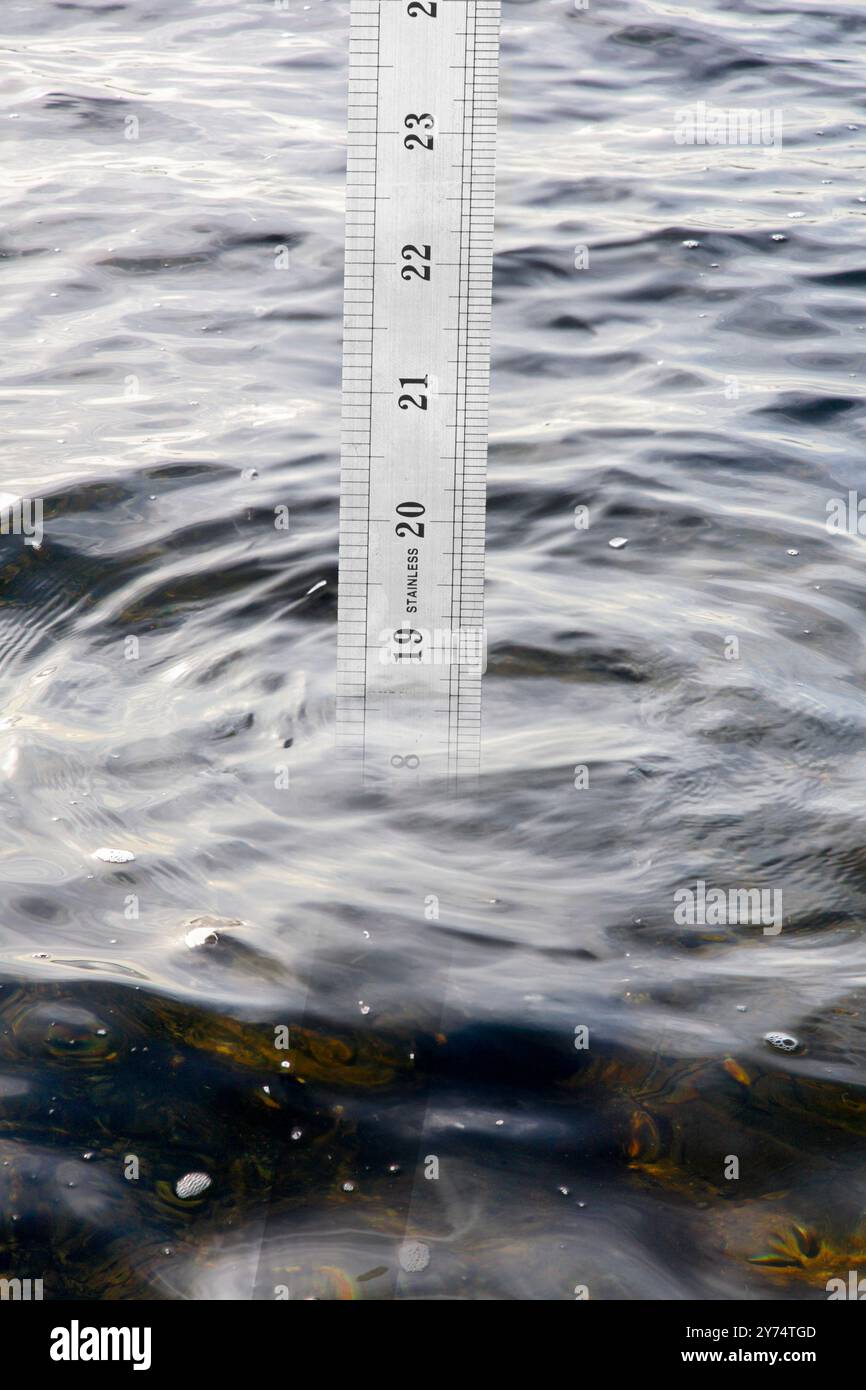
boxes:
[2,0,866,1300]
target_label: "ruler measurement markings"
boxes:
[338,0,500,787]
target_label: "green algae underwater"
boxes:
[3,970,866,1299]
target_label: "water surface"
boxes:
[1,0,866,1299]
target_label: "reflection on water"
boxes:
[2,0,866,1298]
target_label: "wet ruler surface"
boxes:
[337,0,501,786]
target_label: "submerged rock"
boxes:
[174,1172,212,1200]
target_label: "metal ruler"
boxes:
[337,0,500,787]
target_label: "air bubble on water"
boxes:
[771,234,787,241]
[787,211,805,218]
[342,1181,355,1193]
[764,1031,799,1053]
[609,537,628,549]
[93,847,135,864]
[682,239,700,248]
[787,548,799,556]
[736,1005,748,1012]
[175,1171,212,1200]
[241,467,258,480]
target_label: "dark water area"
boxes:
[1,0,866,1300]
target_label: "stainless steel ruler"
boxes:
[337,0,500,787]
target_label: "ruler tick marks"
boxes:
[337,0,500,790]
